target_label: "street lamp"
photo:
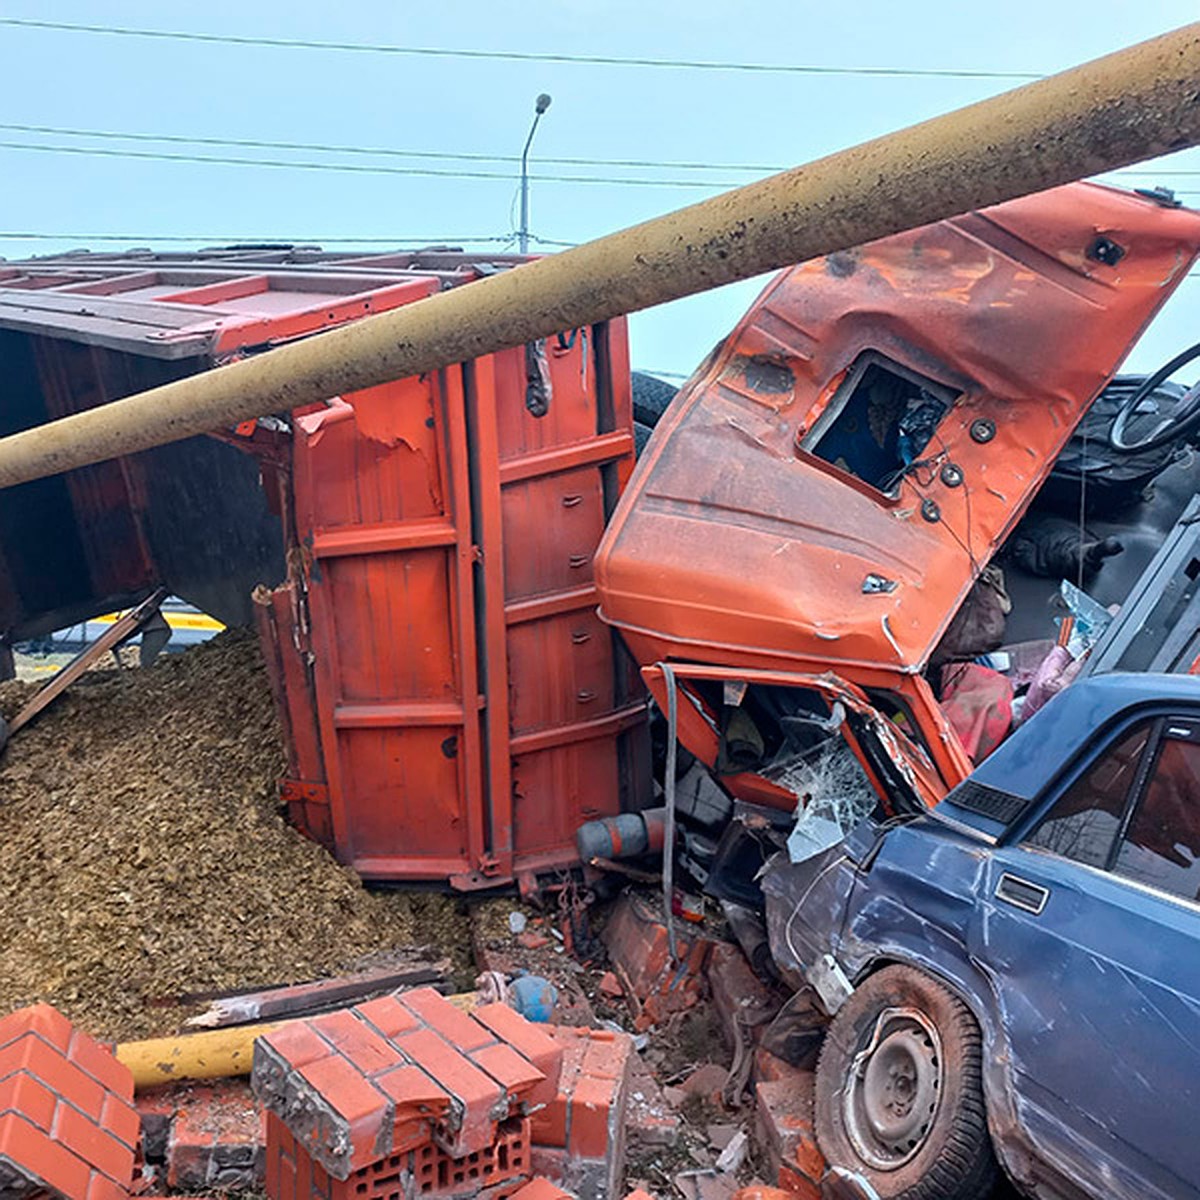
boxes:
[518,93,552,255]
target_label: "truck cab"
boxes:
[595,181,1200,818]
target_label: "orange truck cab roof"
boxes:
[595,182,1200,798]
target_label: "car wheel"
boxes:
[815,964,997,1200]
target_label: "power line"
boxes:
[0,140,746,188]
[0,122,782,175]
[4,137,1197,197]
[2,122,1196,180]
[0,17,1043,80]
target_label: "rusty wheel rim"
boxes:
[843,1006,943,1171]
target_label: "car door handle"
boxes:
[996,873,1050,915]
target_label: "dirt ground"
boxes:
[0,629,471,1041]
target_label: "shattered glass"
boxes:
[764,734,878,863]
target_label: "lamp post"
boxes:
[518,93,552,255]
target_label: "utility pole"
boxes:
[518,93,552,254]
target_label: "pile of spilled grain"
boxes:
[0,628,468,1041]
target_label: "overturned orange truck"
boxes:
[595,182,1200,817]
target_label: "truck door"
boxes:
[968,713,1200,1200]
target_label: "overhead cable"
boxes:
[0,18,1044,80]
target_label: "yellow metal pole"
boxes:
[0,24,1198,489]
[117,992,480,1088]
[115,1022,285,1088]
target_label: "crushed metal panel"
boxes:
[595,182,1200,800]
[596,182,1200,675]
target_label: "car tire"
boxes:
[631,371,678,428]
[814,964,997,1200]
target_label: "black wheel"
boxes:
[815,965,997,1200]
[1109,342,1200,453]
[631,371,678,428]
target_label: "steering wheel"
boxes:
[1109,341,1200,453]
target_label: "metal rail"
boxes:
[0,22,1198,488]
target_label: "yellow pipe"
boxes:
[0,24,1198,489]
[117,992,479,1089]
[116,1022,285,1088]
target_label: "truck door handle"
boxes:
[996,873,1049,915]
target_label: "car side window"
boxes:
[1114,728,1200,902]
[1025,724,1151,867]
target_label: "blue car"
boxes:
[764,672,1200,1200]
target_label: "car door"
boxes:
[967,712,1200,1200]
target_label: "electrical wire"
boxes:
[0,121,776,174]
[0,18,1045,80]
[0,139,749,188]
[0,122,1195,180]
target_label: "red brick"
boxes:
[0,1005,73,1054]
[394,1029,502,1157]
[581,1033,630,1082]
[85,1168,129,1200]
[528,1145,567,1184]
[0,1037,105,1120]
[266,1111,295,1156]
[352,996,421,1041]
[530,1094,567,1148]
[275,1155,296,1200]
[707,943,781,1048]
[0,1110,92,1200]
[372,1065,450,1118]
[294,1054,390,1169]
[473,1004,563,1100]
[0,1070,58,1131]
[309,1151,332,1200]
[602,894,713,1030]
[67,1035,132,1104]
[509,1179,572,1200]
[265,1144,281,1200]
[165,1081,263,1191]
[100,1095,139,1153]
[265,1112,290,1200]
[310,1011,402,1078]
[396,988,494,1052]
[55,1103,135,1185]
[755,1076,818,1186]
[625,1191,658,1200]
[531,1033,587,1147]
[568,1075,618,1159]
[295,1135,314,1200]
[260,1024,333,1071]
[469,1043,546,1103]
[776,1165,821,1200]
[788,1129,825,1184]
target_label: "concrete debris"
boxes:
[714,1131,749,1174]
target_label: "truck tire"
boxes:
[631,371,678,428]
[814,964,997,1200]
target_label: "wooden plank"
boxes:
[183,960,451,1028]
[7,588,167,737]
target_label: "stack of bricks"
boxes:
[134,1079,266,1193]
[252,987,631,1200]
[0,1004,138,1200]
[527,1027,630,1199]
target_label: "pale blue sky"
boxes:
[1,1,1198,379]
